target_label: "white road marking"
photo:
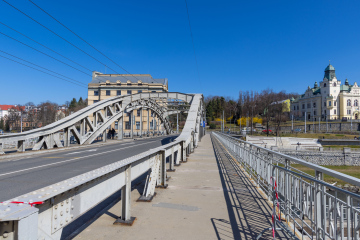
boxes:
[65,149,98,155]
[0,140,157,177]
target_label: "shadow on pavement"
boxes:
[210,134,291,240]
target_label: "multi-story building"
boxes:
[87,72,169,135]
[291,64,360,121]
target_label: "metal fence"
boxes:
[213,132,360,240]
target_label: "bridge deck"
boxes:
[73,134,292,239]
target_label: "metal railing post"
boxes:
[315,170,324,238]
[114,164,136,225]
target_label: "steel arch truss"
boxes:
[0,92,195,154]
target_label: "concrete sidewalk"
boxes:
[73,134,291,240]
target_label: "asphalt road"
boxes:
[0,135,178,202]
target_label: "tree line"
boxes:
[0,97,88,132]
[205,89,298,133]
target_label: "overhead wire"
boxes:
[184,0,201,87]
[0,21,92,72]
[2,0,121,76]
[0,54,86,88]
[0,49,87,86]
[0,31,91,76]
[29,0,141,81]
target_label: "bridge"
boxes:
[0,92,360,240]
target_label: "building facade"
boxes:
[87,72,169,135]
[291,64,360,121]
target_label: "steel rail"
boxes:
[213,132,360,240]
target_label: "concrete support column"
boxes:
[118,116,123,140]
[140,108,143,137]
[147,109,150,136]
[17,140,25,152]
[157,117,160,135]
[93,112,97,128]
[130,111,134,138]
[114,164,136,225]
[64,127,70,147]
[80,119,85,136]
[0,142,4,154]
[103,130,107,142]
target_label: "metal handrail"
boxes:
[213,131,360,240]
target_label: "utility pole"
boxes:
[176,109,179,133]
[291,114,293,132]
[20,111,23,133]
[305,111,307,133]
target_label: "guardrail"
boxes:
[0,94,205,240]
[212,132,360,240]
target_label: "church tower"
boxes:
[324,63,336,80]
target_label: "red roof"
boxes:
[0,105,25,111]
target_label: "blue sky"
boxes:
[1,0,360,105]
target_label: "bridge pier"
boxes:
[17,140,25,152]
[130,110,134,138]
[114,164,136,226]
[140,107,143,137]
[64,127,70,147]
[118,116,123,140]
[0,142,4,154]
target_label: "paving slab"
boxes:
[73,134,292,240]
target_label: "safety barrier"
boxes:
[213,132,360,240]
[0,94,205,240]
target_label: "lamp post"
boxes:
[305,111,307,133]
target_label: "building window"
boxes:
[355,100,358,107]
[297,106,299,110]
[117,90,121,96]
[151,110,154,117]
[302,104,305,109]
[115,121,118,130]
[334,109,336,114]
[127,82,131,86]
[307,103,311,108]
[152,91,156,93]
[347,99,351,106]
[94,91,99,96]
[324,102,326,107]
[125,122,131,130]
[347,110,352,115]
[137,110,141,117]
[293,106,296,110]
[302,112,305,117]
[150,121,153,130]
[314,111,316,116]
[127,90,132,95]
[138,90,142,93]
[93,100,99,103]
[333,82,336,86]
[313,103,316,108]
[328,101,331,106]
[334,101,336,106]
[136,121,140,130]
[324,83,327,87]
[106,90,110,96]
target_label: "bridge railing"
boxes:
[213,132,360,240]
[0,94,205,240]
